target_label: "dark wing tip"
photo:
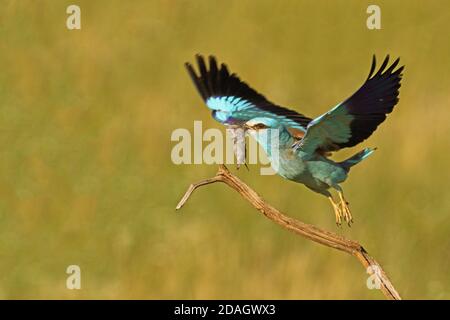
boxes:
[367,55,377,79]
[208,56,218,72]
[368,55,405,80]
[220,62,230,75]
[185,54,210,100]
[374,55,390,77]
[395,65,405,76]
[208,55,217,64]
[184,62,198,81]
[184,61,194,72]
[195,54,207,70]
[386,58,404,81]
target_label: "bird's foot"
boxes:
[338,193,353,226]
[328,197,343,226]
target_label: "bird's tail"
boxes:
[339,147,376,171]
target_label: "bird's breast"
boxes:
[275,149,307,180]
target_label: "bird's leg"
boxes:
[328,196,343,226]
[338,191,353,226]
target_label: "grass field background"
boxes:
[0,0,449,299]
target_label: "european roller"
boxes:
[185,55,404,226]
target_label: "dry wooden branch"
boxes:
[176,165,401,300]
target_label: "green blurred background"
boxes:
[0,0,448,299]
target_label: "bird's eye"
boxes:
[253,123,268,130]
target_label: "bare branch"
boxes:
[176,176,223,210]
[176,164,401,300]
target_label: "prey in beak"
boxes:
[227,125,248,170]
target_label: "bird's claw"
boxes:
[329,196,353,227]
[329,198,343,226]
[338,196,353,227]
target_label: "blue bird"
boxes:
[185,55,313,168]
[185,55,404,225]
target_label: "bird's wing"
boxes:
[294,55,404,155]
[185,54,312,131]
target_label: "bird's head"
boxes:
[244,117,282,132]
[244,117,291,150]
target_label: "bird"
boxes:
[185,55,313,168]
[185,54,404,226]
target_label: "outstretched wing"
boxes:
[185,54,312,132]
[294,55,404,155]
